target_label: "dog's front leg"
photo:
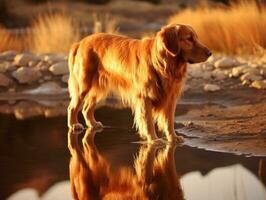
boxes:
[134,97,158,142]
[157,101,184,143]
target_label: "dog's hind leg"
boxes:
[82,92,103,129]
[68,91,84,131]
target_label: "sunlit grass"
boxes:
[169,0,266,55]
[28,13,80,54]
[0,27,25,52]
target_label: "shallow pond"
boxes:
[0,106,265,200]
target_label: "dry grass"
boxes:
[92,13,119,34]
[0,27,25,52]
[0,12,118,53]
[169,0,266,55]
[28,13,80,54]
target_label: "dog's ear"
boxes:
[158,25,180,57]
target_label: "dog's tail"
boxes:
[68,42,80,98]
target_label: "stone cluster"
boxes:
[0,51,69,91]
[187,55,266,92]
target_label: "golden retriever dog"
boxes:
[68,24,211,142]
[68,128,184,200]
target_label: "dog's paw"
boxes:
[150,138,166,145]
[87,121,103,130]
[72,123,85,132]
[168,135,184,143]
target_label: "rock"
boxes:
[214,57,240,69]
[242,80,250,86]
[36,61,50,72]
[243,67,260,75]
[201,62,214,71]
[0,50,17,61]
[28,60,39,68]
[204,84,221,92]
[211,69,226,80]
[14,102,43,119]
[14,53,40,66]
[22,82,68,95]
[61,74,69,83]
[0,73,11,87]
[240,72,263,82]
[202,71,212,79]
[259,68,266,77]
[43,54,65,64]
[0,62,9,73]
[12,67,41,84]
[188,64,203,78]
[49,61,68,75]
[231,65,247,77]
[251,80,266,89]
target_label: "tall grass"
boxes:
[169,0,266,55]
[28,13,80,54]
[0,27,25,52]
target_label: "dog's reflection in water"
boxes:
[68,129,184,200]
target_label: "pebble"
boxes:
[61,74,69,83]
[49,61,68,75]
[12,67,41,84]
[211,69,226,80]
[204,84,221,92]
[14,53,40,66]
[0,73,11,87]
[240,72,263,82]
[250,80,266,89]
[214,57,240,69]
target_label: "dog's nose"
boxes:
[207,50,212,57]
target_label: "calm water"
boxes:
[0,106,265,200]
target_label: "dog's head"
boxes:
[157,24,211,64]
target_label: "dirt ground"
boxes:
[176,77,266,156]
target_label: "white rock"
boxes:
[211,69,226,80]
[23,82,68,95]
[201,62,214,71]
[188,64,203,78]
[0,73,11,87]
[43,54,65,63]
[240,72,263,82]
[214,57,240,69]
[251,80,266,89]
[61,74,69,83]
[204,84,221,92]
[14,53,40,66]
[12,67,41,84]
[49,61,68,75]
[231,65,247,77]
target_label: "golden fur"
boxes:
[68,129,184,200]
[67,24,211,142]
